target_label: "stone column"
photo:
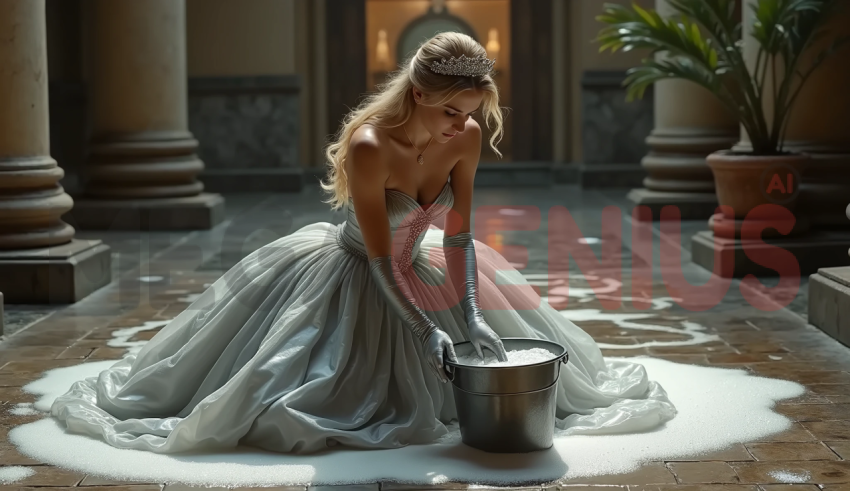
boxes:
[70,0,224,230]
[627,0,738,220]
[798,8,850,346]
[783,7,850,229]
[731,1,850,229]
[0,0,110,303]
[691,0,850,277]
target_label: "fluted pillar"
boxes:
[0,0,111,303]
[69,0,224,230]
[627,0,738,220]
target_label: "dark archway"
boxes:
[396,5,478,63]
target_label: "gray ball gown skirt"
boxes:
[50,183,676,454]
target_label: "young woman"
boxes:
[50,32,675,455]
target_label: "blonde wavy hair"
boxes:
[319,31,505,210]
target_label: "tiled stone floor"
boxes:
[0,184,847,490]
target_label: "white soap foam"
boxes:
[9,403,40,416]
[9,354,804,487]
[768,469,811,483]
[26,360,117,413]
[557,309,719,349]
[456,348,555,367]
[0,466,35,483]
[105,320,169,357]
[5,304,806,489]
[522,273,718,349]
[22,321,166,414]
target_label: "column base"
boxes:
[67,193,225,230]
[809,268,850,347]
[201,169,303,193]
[0,239,112,304]
[691,230,850,278]
[627,188,718,220]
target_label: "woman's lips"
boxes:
[443,132,456,138]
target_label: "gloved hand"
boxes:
[443,232,508,362]
[369,256,457,383]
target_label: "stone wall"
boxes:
[580,70,653,165]
[189,75,302,192]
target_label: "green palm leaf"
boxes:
[595,0,847,155]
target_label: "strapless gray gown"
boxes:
[50,181,676,454]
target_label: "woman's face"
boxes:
[413,87,484,144]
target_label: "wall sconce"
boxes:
[486,28,500,61]
[376,29,391,71]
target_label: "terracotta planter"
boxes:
[707,150,809,238]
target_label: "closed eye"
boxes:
[445,104,481,117]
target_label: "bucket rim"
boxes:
[450,372,561,396]
[445,337,568,370]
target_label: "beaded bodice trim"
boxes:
[335,181,453,274]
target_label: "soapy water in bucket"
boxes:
[455,347,556,367]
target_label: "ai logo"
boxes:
[761,162,802,204]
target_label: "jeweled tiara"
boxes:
[429,54,495,77]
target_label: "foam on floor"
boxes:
[8,403,39,416]
[0,466,35,483]
[522,273,719,349]
[768,469,812,483]
[9,355,804,487]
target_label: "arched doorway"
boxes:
[366,0,512,162]
[327,0,553,164]
[395,4,477,63]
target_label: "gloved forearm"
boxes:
[368,256,439,345]
[443,232,483,325]
[443,232,507,361]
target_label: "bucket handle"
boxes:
[560,352,570,365]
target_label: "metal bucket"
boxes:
[444,338,569,453]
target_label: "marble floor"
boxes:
[0,184,846,490]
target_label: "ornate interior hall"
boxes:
[0,0,849,489]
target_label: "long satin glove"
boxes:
[369,256,457,383]
[443,232,508,362]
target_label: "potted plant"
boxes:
[596,0,848,236]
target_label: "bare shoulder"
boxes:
[464,117,482,138]
[347,124,389,190]
[456,118,482,152]
[348,124,387,174]
[455,118,482,166]
[350,123,382,154]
